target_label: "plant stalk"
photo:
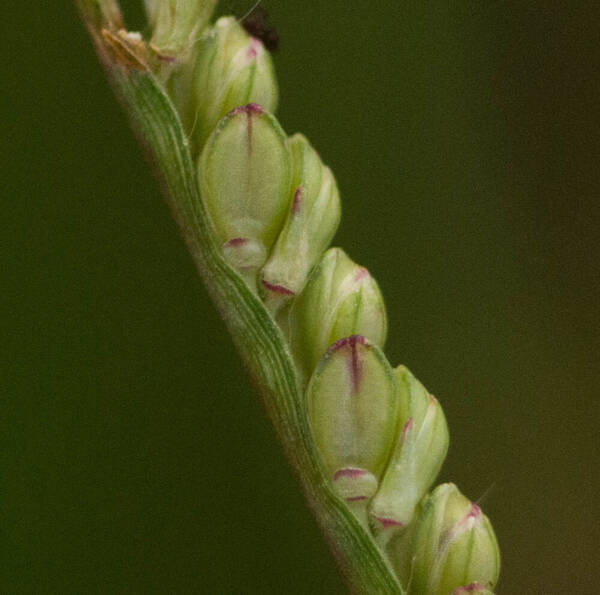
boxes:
[75,1,404,592]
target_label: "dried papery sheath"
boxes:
[260,134,341,312]
[145,0,217,58]
[306,336,398,517]
[407,483,500,595]
[369,366,448,540]
[290,247,387,378]
[189,16,278,149]
[199,104,291,288]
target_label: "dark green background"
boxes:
[4,1,599,593]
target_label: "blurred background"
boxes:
[3,1,599,593]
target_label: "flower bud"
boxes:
[306,336,398,506]
[408,484,500,595]
[145,0,217,58]
[260,134,341,312]
[199,104,291,287]
[369,366,449,538]
[191,17,278,148]
[290,248,387,377]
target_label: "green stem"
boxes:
[76,3,404,592]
